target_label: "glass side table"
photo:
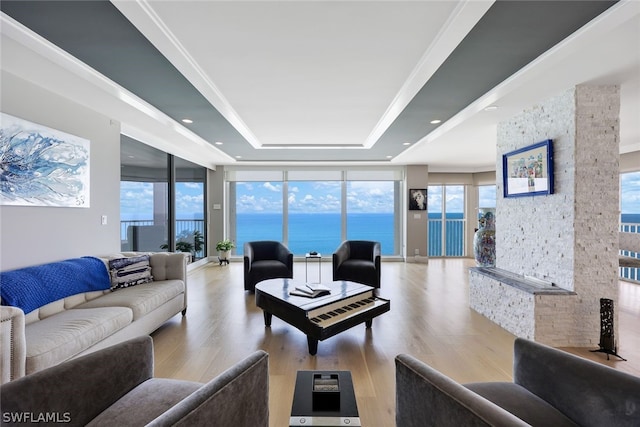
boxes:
[305,253,321,284]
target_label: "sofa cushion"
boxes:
[24,307,133,375]
[465,382,579,427]
[86,378,201,427]
[75,280,184,320]
[108,255,153,290]
[0,257,111,314]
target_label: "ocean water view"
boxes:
[236,213,397,255]
[621,213,640,231]
[234,212,640,257]
[235,212,468,256]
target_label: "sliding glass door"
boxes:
[120,137,207,260]
[174,157,206,260]
[428,185,465,256]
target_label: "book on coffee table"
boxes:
[290,283,331,298]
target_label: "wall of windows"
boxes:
[118,149,637,265]
[120,137,207,260]
[227,169,402,256]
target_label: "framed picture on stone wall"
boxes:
[502,139,554,198]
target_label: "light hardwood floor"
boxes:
[151,259,640,427]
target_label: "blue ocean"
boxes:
[621,213,640,232]
[236,212,465,256]
[237,213,394,255]
[236,212,640,256]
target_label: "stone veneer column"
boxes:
[478,85,620,347]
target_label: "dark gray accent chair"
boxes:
[243,241,294,292]
[1,336,269,427]
[396,337,640,427]
[332,240,381,289]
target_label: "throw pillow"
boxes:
[109,255,153,290]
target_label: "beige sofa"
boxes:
[0,252,189,384]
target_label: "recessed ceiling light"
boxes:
[403,142,411,146]
[235,155,242,159]
[430,119,441,124]
[386,155,393,159]
[484,105,499,111]
[181,118,193,124]
[215,141,223,145]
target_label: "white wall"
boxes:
[208,166,225,256]
[406,165,428,262]
[1,71,121,270]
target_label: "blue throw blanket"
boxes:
[0,257,111,314]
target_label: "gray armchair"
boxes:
[332,240,381,288]
[1,336,269,427]
[243,241,294,292]
[396,337,640,427]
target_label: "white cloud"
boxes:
[263,182,280,192]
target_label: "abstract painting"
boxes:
[0,113,90,207]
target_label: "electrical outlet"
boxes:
[101,215,108,225]
[414,248,419,255]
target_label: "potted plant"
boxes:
[215,239,235,265]
[160,230,204,260]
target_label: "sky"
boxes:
[120,171,640,220]
[235,182,469,214]
[236,181,395,214]
[621,171,640,214]
[120,181,204,220]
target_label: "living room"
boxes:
[2,1,640,426]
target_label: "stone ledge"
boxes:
[470,267,576,295]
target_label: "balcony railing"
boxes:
[120,219,206,258]
[620,222,640,282]
[428,218,466,257]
